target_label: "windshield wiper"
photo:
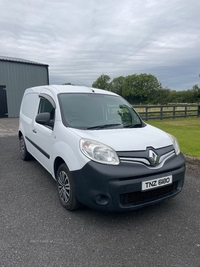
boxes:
[87,123,121,130]
[123,123,142,128]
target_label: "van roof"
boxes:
[27,85,117,96]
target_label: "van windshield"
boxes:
[58,93,143,130]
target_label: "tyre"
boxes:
[20,135,31,161]
[56,163,80,211]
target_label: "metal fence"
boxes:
[134,104,200,120]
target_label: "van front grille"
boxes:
[119,181,178,206]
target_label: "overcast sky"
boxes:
[1,0,200,90]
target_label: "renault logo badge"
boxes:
[149,150,158,166]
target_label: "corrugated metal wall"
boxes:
[0,60,49,117]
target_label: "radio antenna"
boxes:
[76,80,95,92]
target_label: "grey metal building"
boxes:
[0,56,49,117]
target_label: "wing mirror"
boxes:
[35,112,51,125]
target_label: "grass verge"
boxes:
[147,117,200,158]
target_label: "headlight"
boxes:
[80,139,119,165]
[167,134,180,155]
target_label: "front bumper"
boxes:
[72,153,185,212]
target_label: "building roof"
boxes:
[0,56,49,67]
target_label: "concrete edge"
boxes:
[184,155,200,166]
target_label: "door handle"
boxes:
[32,129,37,133]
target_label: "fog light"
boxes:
[96,195,110,205]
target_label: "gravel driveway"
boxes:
[0,134,200,267]
[0,118,19,137]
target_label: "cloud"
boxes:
[0,0,200,90]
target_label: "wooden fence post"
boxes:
[198,105,200,116]
[145,106,148,121]
[173,106,175,118]
[160,106,163,120]
[185,106,187,117]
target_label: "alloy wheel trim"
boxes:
[58,170,70,203]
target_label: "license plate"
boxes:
[142,175,173,191]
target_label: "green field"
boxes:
[147,117,200,158]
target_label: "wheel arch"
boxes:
[53,157,65,180]
[18,130,23,139]
[52,140,89,178]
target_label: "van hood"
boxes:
[69,124,172,151]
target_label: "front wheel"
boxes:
[56,163,80,211]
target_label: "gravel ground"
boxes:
[0,118,19,137]
[0,135,200,267]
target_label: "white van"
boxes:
[18,85,185,211]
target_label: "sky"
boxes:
[0,0,200,91]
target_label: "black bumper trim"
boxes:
[71,153,185,212]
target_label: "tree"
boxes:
[192,84,200,102]
[110,76,125,95]
[91,74,200,104]
[154,88,171,105]
[63,83,74,85]
[167,88,198,103]
[122,73,162,104]
[92,74,111,90]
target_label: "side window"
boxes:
[37,97,55,128]
[38,98,55,120]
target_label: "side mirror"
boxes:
[35,112,51,125]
